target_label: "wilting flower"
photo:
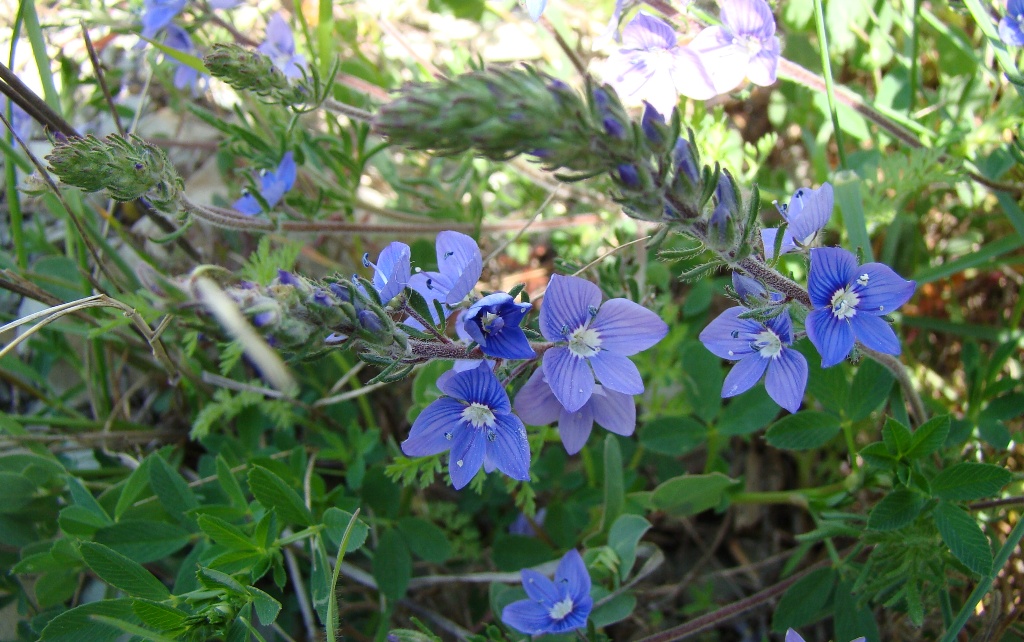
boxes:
[710,169,738,234]
[163,25,205,92]
[761,183,834,259]
[258,13,307,80]
[234,152,297,216]
[363,242,411,304]
[688,0,781,96]
[699,275,807,412]
[515,368,635,454]
[140,0,186,42]
[401,363,530,490]
[539,274,668,413]
[786,630,865,642]
[602,12,716,117]
[1000,0,1024,46]
[501,549,593,635]
[462,293,535,360]
[805,248,916,368]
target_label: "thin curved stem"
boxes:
[859,346,928,425]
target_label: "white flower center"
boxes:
[752,329,783,358]
[735,34,763,56]
[461,402,495,428]
[567,327,602,358]
[548,596,574,620]
[830,287,860,319]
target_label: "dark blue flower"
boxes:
[805,248,916,367]
[761,183,833,259]
[234,152,297,216]
[258,13,307,80]
[699,295,807,413]
[514,367,635,454]
[539,274,668,413]
[401,363,530,489]
[501,549,593,635]
[462,293,535,360]
[1000,0,1024,46]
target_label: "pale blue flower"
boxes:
[521,0,547,21]
[363,242,411,303]
[163,25,205,92]
[501,550,593,635]
[761,183,834,259]
[258,13,307,80]
[688,0,781,95]
[1000,0,1024,46]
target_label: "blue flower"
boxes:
[805,247,916,368]
[1000,0,1024,46]
[258,13,307,80]
[688,0,781,95]
[698,276,807,412]
[401,363,530,489]
[501,549,593,635]
[163,25,205,93]
[602,12,716,117]
[521,0,547,21]
[233,152,297,215]
[418,231,482,306]
[761,183,833,259]
[1,97,32,144]
[509,507,547,537]
[208,0,242,7]
[462,293,535,360]
[539,274,668,413]
[140,0,186,42]
[711,169,738,233]
[514,367,635,454]
[363,242,411,304]
[786,630,865,642]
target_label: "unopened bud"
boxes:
[204,43,310,105]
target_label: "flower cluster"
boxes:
[699,184,916,412]
[603,0,781,116]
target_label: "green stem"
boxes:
[938,517,1024,642]
[908,0,922,114]
[731,482,847,508]
[841,420,859,473]
[812,0,848,169]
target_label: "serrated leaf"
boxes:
[324,508,369,553]
[247,465,313,526]
[39,599,138,642]
[150,455,199,529]
[765,411,841,450]
[881,417,912,456]
[771,568,837,632]
[131,599,188,631]
[931,463,1011,501]
[216,456,247,509]
[198,565,248,593]
[650,473,737,516]
[866,489,926,531]
[249,586,282,625]
[859,442,897,470]
[66,476,111,523]
[197,514,255,551]
[397,517,451,563]
[115,457,154,520]
[904,415,950,460]
[373,529,411,601]
[94,520,191,563]
[79,542,171,601]
[933,502,993,576]
[608,514,651,581]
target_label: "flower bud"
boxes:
[204,43,310,105]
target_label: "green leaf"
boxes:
[66,476,112,524]
[324,508,369,553]
[59,505,113,536]
[607,514,651,581]
[765,411,841,450]
[248,465,314,526]
[0,472,36,513]
[933,502,993,576]
[131,600,188,631]
[197,514,255,551]
[904,415,950,460]
[717,385,781,436]
[679,342,724,423]
[640,416,706,455]
[846,358,893,421]
[114,457,153,520]
[79,542,171,601]
[771,568,837,632]
[374,529,412,601]
[859,442,897,470]
[866,489,926,531]
[40,599,139,642]
[216,456,247,509]
[931,463,1012,501]
[94,520,191,563]
[600,435,624,533]
[589,591,637,628]
[650,473,737,516]
[397,517,451,563]
[491,534,553,572]
[249,587,282,626]
[881,417,912,456]
[150,455,199,529]
[309,544,332,624]
[198,566,248,593]
[833,579,880,642]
